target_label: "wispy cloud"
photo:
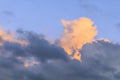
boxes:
[79,0,100,13]
[1,10,15,17]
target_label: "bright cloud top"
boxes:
[60,17,97,61]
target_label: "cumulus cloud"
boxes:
[0,29,70,79]
[1,40,120,80]
[59,17,97,61]
[0,17,120,80]
[23,40,120,80]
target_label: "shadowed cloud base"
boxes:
[0,17,120,80]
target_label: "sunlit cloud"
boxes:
[0,28,28,46]
[59,17,97,61]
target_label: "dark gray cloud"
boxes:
[81,40,120,80]
[1,31,70,63]
[25,31,69,62]
[0,30,70,79]
[0,30,120,80]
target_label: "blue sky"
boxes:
[0,0,120,42]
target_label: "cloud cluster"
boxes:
[0,17,120,80]
[0,29,70,80]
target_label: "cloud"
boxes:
[1,29,70,62]
[2,10,15,17]
[0,28,28,46]
[78,0,100,13]
[23,40,120,80]
[80,40,120,80]
[0,29,70,79]
[59,17,97,61]
[0,32,120,80]
[0,17,120,80]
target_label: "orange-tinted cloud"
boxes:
[0,28,28,46]
[59,17,97,61]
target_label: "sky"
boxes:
[0,0,120,42]
[0,0,120,80]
